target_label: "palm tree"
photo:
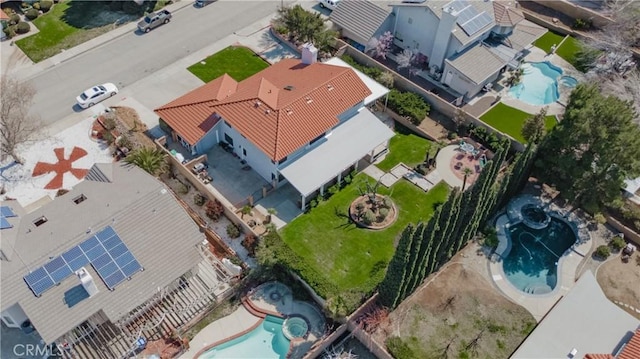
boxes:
[124,147,168,176]
[266,208,277,224]
[462,167,473,191]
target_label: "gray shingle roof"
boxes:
[393,0,496,45]
[502,19,547,51]
[330,0,392,45]
[445,43,509,84]
[1,163,205,344]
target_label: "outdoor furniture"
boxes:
[460,142,475,154]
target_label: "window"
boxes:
[2,315,15,326]
[73,194,87,204]
[33,216,48,227]
[224,134,234,146]
[243,148,247,156]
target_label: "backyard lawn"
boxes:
[533,31,565,54]
[555,36,581,68]
[480,103,557,143]
[376,127,432,172]
[15,1,139,63]
[187,46,270,83]
[280,174,449,310]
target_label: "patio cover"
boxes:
[324,57,389,105]
[445,44,510,85]
[280,108,394,197]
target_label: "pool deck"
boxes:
[489,196,594,321]
[181,306,262,358]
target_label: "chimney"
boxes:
[76,267,99,297]
[301,43,318,65]
[430,5,460,72]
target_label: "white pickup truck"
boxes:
[137,10,172,33]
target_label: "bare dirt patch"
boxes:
[112,106,156,149]
[597,251,640,319]
[374,262,535,358]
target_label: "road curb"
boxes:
[20,1,194,81]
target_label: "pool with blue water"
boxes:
[508,62,563,105]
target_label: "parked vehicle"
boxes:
[137,10,172,33]
[76,83,118,109]
[195,0,217,7]
[318,0,340,11]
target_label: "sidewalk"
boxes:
[4,0,194,81]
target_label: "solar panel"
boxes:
[1,218,12,229]
[444,0,469,13]
[460,11,493,36]
[0,206,16,218]
[24,226,143,296]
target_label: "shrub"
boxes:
[385,337,417,359]
[226,223,241,238]
[24,8,39,20]
[242,234,258,256]
[102,117,117,130]
[340,55,382,82]
[33,2,40,10]
[117,135,132,150]
[363,210,376,225]
[9,13,20,25]
[3,25,16,39]
[102,131,115,144]
[593,213,606,225]
[470,125,501,151]
[383,196,393,209]
[355,202,365,214]
[327,184,339,198]
[309,198,318,208]
[484,233,499,249]
[15,21,30,34]
[386,89,430,125]
[343,174,352,185]
[573,18,592,30]
[274,25,287,35]
[109,0,124,11]
[40,0,53,12]
[122,1,143,15]
[205,199,225,221]
[610,236,626,252]
[595,245,610,259]
[378,207,389,221]
[193,193,206,206]
[177,183,189,194]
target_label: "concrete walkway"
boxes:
[180,306,261,358]
[435,145,464,188]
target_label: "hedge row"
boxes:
[386,89,431,125]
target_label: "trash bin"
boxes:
[21,320,35,335]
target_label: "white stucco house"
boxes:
[330,0,548,100]
[155,45,394,209]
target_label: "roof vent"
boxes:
[265,109,271,115]
[254,101,262,107]
[286,109,293,115]
[306,97,313,104]
[284,85,295,91]
[327,84,334,91]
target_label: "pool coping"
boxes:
[489,196,593,321]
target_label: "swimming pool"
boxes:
[502,214,577,295]
[507,62,562,105]
[559,75,578,88]
[199,315,291,359]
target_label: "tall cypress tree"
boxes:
[379,225,416,308]
[396,223,426,303]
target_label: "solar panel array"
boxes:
[24,226,143,297]
[0,206,17,230]
[444,0,494,37]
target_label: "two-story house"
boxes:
[155,45,394,209]
[0,163,234,358]
[331,0,547,99]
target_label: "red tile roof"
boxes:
[619,329,640,359]
[583,354,613,359]
[155,59,371,161]
[0,9,9,20]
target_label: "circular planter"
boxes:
[349,194,398,230]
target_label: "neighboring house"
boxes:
[331,0,547,99]
[155,45,394,209]
[623,177,640,206]
[511,271,640,359]
[0,163,234,359]
[329,0,393,52]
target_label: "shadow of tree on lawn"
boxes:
[61,0,155,29]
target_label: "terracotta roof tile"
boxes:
[493,1,524,27]
[0,9,9,20]
[155,59,371,161]
[583,354,614,359]
[619,329,640,359]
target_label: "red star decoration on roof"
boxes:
[32,147,90,190]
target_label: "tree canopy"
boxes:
[521,107,548,144]
[535,83,640,209]
[124,147,169,176]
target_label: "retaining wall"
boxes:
[525,0,614,29]
[605,214,640,247]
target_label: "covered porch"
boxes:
[280,109,394,210]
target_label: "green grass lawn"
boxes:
[187,46,270,82]
[376,129,432,172]
[15,1,138,63]
[480,103,557,143]
[280,174,449,307]
[556,36,581,68]
[534,31,565,54]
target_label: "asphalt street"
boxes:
[28,1,283,126]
